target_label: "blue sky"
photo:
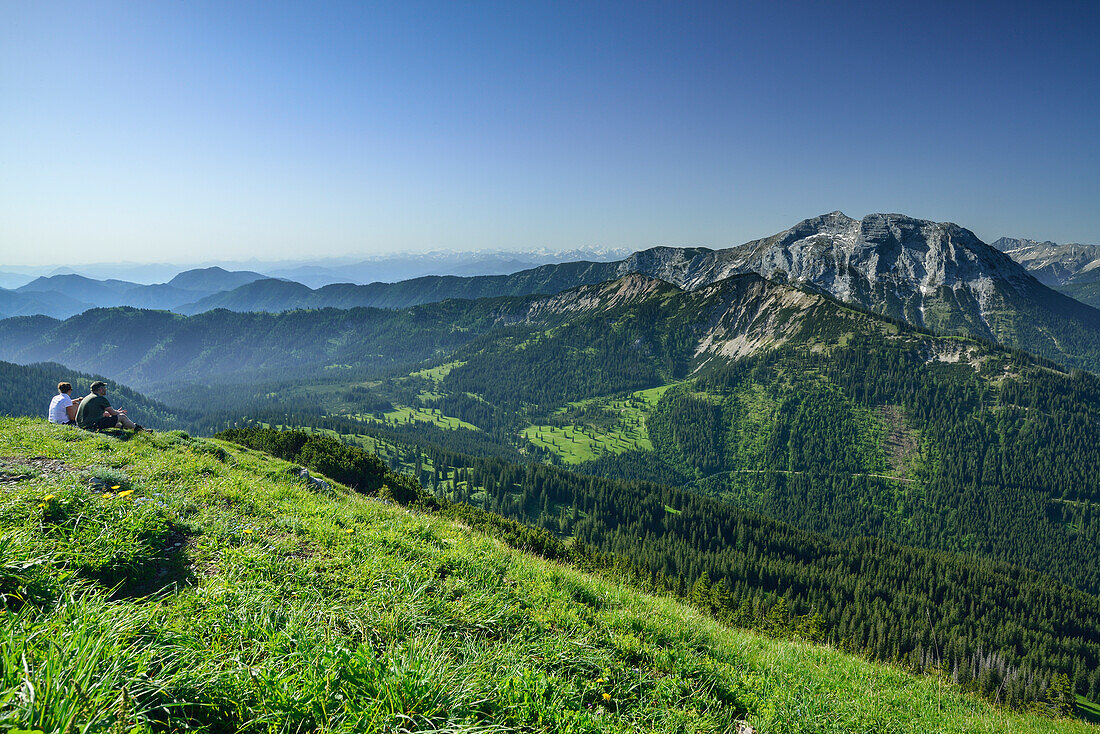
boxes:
[1,1,1098,265]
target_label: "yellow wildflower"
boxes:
[346,528,354,534]
[42,494,55,502]
[111,485,121,490]
[37,503,45,508]
[102,492,114,498]
[596,677,606,683]
[243,529,253,534]
[602,693,611,701]
[117,489,135,498]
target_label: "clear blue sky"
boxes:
[2,0,1098,265]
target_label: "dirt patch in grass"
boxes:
[0,456,79,483]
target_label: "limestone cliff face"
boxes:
[597,212,1085,340]
[725,212,1049,336]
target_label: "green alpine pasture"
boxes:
[522,384,675,464]
[0,417,1088,732]
[348,403,480,432]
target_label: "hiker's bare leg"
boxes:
[117,413,137,430]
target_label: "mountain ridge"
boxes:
[165,212,1100,372]
[993,237,1100,285]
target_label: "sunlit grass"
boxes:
[348,404,479,432]
[0,417,1087,733]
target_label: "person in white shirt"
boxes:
[47,382,82,425]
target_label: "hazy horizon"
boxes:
[3,2,1098,266]
[2,209,1098,283]
[0,244,639,286]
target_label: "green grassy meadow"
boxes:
[348,403,480,432]
[523,384,676,464]
[0,417,1090,732]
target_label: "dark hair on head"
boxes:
[57,382,72,393]
[90,380,107,392]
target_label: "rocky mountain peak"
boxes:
[776,211,859,242]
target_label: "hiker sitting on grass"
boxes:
[75,380,146,432]
[47,381,82,425]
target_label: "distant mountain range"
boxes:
[177,212,1100,373]
[0,267,270,318]
[992,237,1100,285]
[992,237,1100,308]
[2,213,1098,372]
[264,247,633,287]
[0,249,632,317]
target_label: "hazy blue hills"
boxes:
[0,267,271,319]
[0,271,31,289]
[166,265,267,291]
[0,286,91,320]
[176,278,314,314]
[175,261,626,314]
[18,273,137,301]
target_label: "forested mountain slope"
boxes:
[0,360,182,428]
[213,422,1100,715]
[296,276,1100,598]
[1060,282,1100,309]
[0,299,509,390]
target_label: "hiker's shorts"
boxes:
[83,415,120,431]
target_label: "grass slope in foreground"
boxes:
[0,418,1086,733]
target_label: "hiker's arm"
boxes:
[65,403,78,421]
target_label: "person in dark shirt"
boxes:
[75,380,146,432]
